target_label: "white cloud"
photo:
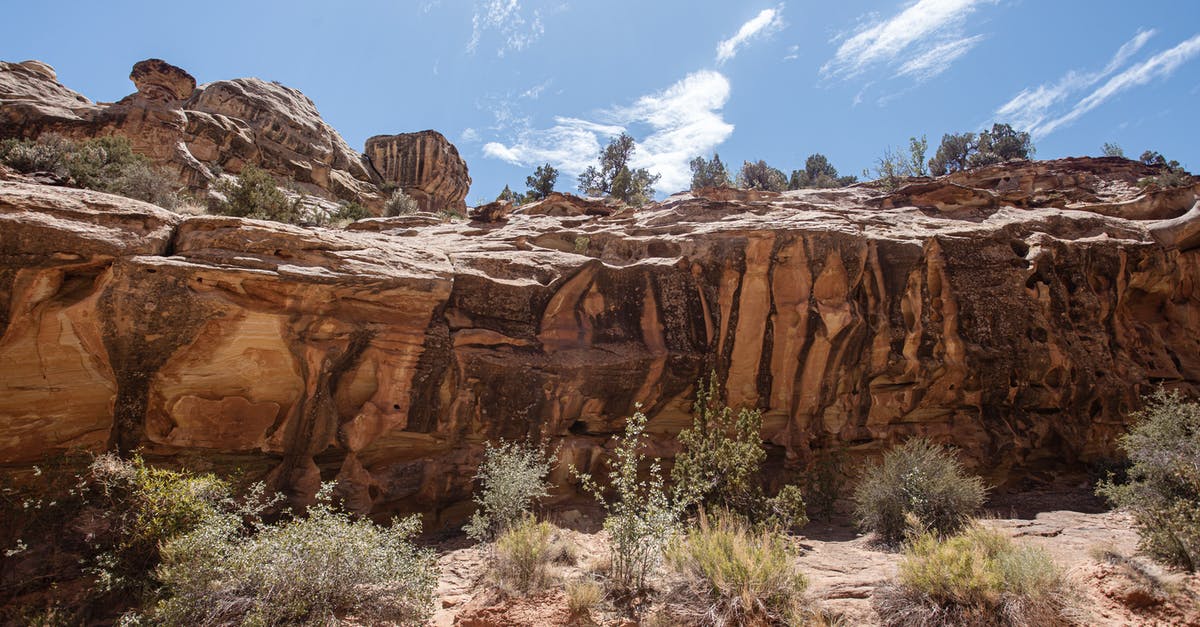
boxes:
[995,29,1154,133]
[716,6,786,64]
[467,0,546,56]
[783,44,800,61]
[483,116,619,174]
[521,79,551,100]
[996,30,1200,138]
[460,128,481,143]
[482,71,734,194]
[821,0,992,82]
[896,34,983,80]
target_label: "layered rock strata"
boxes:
[1,158,1198,523]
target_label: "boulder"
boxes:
[129,58,196,101]
[364,130,470,213]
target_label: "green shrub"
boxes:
[666,514,809,625]
[464,440,553,542]
[491,516,557,594]
[0,135,181,208]
[876,526,1074,626]
[384,188,420,216]
[853,438,986,545]
[574,410,683,592]
[82,453,228,594]
[211,165,303,223]
[152,483,437,626]
[0,134,73,173]
[331,201,372,222]
[672,373,808,531]
[1097,389,1200,570]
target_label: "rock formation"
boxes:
[2,157,1197,522]
[364,131,471,213]
[0,59,470,214]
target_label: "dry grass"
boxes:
[875,526,1077,626]
[490,516,577,596]
[566,578,603,617]
[666,514,809,626]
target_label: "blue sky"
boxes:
[5,1,1200,202]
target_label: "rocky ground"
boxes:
[429,489,1200,626]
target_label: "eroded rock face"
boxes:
[129,58,195,101]
[2,158,1199,522]
[0,59,469,214]
[364,131,471,213]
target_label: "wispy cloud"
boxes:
[783,44,800,61]
[897,34,983,80]
[467,0,546,56]
[483,71,734,194]
[997,30,1200,138]
[716,6,786,64]
[460,128,481,143]
[821,0,992,83]
[521,79,552,100]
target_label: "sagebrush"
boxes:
[384,188,420,216]
[152,483,438,626]
[853,438,986,545]
[0,134,181,208]
[210,165,304,224]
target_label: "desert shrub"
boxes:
[331,201,372,222]
[210,166,303,223]
[672,374,808,531]
[81,453,228,594]
[853,438,986,545]
[1097,389,1200,570]
[1135,151,1194,189]
[0,135,181,207]
[464,440,554,542]
[491,516,557,594]
[1102,142,1125,158]
[384,188,420,216]
[0,134,73,172]
[574,410,683,592]
[876,526,1074,626]
[667,514,809,626]
[566,578,603,616]
[105,160,181,208]
[152,483,437,626]
[736,159,788,192]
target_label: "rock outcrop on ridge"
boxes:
[0,58,471,214]
[2,154,1197,521]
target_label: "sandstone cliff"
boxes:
[0,59,470,214]
[2,156,1197,521]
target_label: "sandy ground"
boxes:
[430,489,1200,626]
